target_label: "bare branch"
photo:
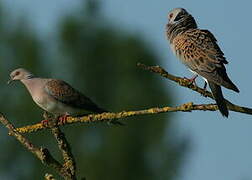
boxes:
[3,62,250,179]
[12,63,250,135]
[50,125,76,179]
[45,173,56,180]
[15,64,251,134]
[0,113,74,179]
[17,102,220,133]
[137,63,252,115]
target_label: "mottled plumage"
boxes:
[45,79,105,113]
[8,68,106,116]
[166,8,239,117]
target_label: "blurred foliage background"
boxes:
[0,0,189,179]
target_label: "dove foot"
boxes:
[58,115,70,125]
[184,75,198,86]
[41,119,49,127]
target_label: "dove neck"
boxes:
[166,15,197,42]
[21,78,40,95]
[26,74,35,79]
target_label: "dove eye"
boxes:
[15,71,20,76]
[169,13,173,19]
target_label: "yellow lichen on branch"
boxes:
[0,113,74,179]
[17,102,219,134]
[137,63,252,115]
[50,126,76,179]
[14,63,252,135]
[2,63,252,179]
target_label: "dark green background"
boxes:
[0,1,189,179]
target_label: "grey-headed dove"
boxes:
[8,68,107,121]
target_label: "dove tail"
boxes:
[208,82,229,117]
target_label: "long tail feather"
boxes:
[208,82,229,117]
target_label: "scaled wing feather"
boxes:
[45,79,105,113]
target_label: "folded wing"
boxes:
[175,29,239,92]
[45,79,106,113]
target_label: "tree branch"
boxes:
[3,63,250,178]
[137,62,252,115]
[42,113,76,180]
[44,173,56,180]
[14,64,252,134]
[50,125,76,179]
[17,102,219,134]
[0,113,73,179]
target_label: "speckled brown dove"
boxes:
[166,8,239,117]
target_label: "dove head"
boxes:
[8,68,34,83]
[168,8,189,24]
[166,8,197,41]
